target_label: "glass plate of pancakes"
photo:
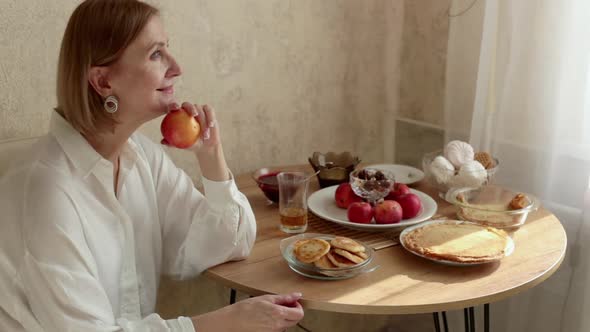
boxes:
[280,233,378,280]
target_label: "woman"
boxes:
[0,0,304,331]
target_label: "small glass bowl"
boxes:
[349,168,395,204]
[422,150,499,198]
[252,167,283,203]
[445,185,540,229]
[280,233,376,280]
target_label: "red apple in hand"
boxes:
[374,200,403,224]
[161,108,201,149]
[347,202,374,224]
[386,183,410,201]
[395,193,422,219]
[334,183,363,209]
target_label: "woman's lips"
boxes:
[157,86,174,94]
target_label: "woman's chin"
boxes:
[160,97,177,111]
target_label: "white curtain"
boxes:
[447,0,590,331]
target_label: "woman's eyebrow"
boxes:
[146,39,169,51]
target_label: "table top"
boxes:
[206,165,567,314]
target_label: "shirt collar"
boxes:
[49,111,140,178]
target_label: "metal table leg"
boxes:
[484,303,490,332]
[461,304,491,332]
[433,312,441,332]
[442,311,449,332]
[469,307,475,332]
[229,288,236,304]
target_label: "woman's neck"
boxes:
[85,122,138,165]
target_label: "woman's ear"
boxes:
[88,66,113,97]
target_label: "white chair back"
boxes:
[0,138,38,177]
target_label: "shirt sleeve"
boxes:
[143,139,256,279]
[19,174,195,332]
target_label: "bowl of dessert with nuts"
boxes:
[445,185,540,229]
[349,168,395,205]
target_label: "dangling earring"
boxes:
[104,95,119,114]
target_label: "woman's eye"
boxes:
[151,50,162,59]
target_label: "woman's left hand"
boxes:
[160,102,221,151]
[161,102,230,181]
[182,102,221,152]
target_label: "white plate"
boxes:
[367,164,424,185]
[307,186,437,231]
[399,220,515,266]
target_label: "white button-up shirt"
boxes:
[0,112,256,331]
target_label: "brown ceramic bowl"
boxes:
[308,151,361,188]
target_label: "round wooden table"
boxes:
[206,166,567,321]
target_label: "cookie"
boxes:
[355,251,368,260]
[330,237,365,253]
[293,239,309,251]
[333,248,365,264]
[474,151,494,169]
[509,193,529,210]
[294,238,331,264]
[313,254,337,269]
[326,250,357,267]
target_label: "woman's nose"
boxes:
[166,55,182,78]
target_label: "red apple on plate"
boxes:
[334,183,363,209]
[347,202,373,224]
[374,200,403,224]
[161,108,201,149]
[395,193,422,219]
[386,183,410,201]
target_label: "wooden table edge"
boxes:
[205,238,566,314]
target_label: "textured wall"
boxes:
[444,0,485,141]
[394,0,451,168]
[0,0,402,183]
[153,0,403,181]
[1,0,453,331]
[399,0,450,126]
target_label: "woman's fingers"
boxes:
[266,293,304,326]
[202,104,217,129]
[269,293,303,306]
[229,294,305,332]
[276,303,304,322]
[180,102,211,141]
[168,102,180,113]
[181,102,198,117]
[190,103,211,140]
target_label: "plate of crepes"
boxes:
[400,220,514,266]
[280,233,378,280]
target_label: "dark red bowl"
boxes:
[252,167,283,203]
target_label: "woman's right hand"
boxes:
[192,292,304,332]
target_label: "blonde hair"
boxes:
[55,0,158,136]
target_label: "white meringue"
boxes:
[444,140,475,168]
[429,156,455,184]
[452,160,487,188]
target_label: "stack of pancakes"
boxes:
[403,221,510,263]
[293,236,368,269]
